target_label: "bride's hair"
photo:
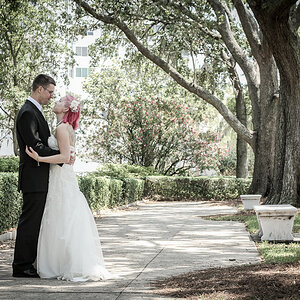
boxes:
[62,94,81,130]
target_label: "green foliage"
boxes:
[78,175,111,211]
[77,173,144,211]
[82,66,223,175]
[123,178,145,205]
[207,213,300,264]
[75,0,237,96]
[207,214,259,234]
[0,173,22,234]
[95,164,160,179]
[0,0,74,154]
[108,179,123,207]
[218,150,237,176]
[0,156,19,172]
[144,176,251,200]
[259,242,300,264]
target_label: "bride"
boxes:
[26,94,111,281]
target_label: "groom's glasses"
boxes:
[43,86,54,95]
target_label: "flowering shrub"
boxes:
[83,94,223,175]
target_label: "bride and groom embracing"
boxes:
[12,74,111,281]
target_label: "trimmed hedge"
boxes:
[144,176,251,200]
[0,171,251,235]
[0,173,145,234]
[77,175,144,211]
[123,178,145,205]
[0,156,19,172]
[108,179,124,207]
[0,172,22,234]
[78,176,110,211]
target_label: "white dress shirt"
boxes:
[27,96,45,118]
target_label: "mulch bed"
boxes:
[152,262,300,299]
[151,200,300,299]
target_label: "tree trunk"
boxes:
[249,45,279,195]
[227,59,248,178]
[12,114,19,156]
[247,0,300,206]
[235,77,248,178]
[74,0,298,204]
[236,138,248,178]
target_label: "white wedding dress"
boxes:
[37,135,111,281]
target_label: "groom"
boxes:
[12,74,61,278]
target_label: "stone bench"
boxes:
[240,194,261,210]
[254,204,298,241]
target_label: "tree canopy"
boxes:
[71,0,300,205]
[0,0,74,154]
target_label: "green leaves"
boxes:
[80,64,223,175]
[0,0,75,154]
[0,172,22,234]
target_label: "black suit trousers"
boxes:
[12,192,47,272]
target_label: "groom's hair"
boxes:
[32,74,56,91]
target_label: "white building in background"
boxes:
[58,29,101,96]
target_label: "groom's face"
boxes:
[39,84,55,106]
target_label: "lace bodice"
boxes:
[48,135,76,156]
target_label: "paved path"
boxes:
[0,201,261,299]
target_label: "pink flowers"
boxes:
[84,94,223,172]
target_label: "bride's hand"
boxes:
[67,151,76,165]
[25,146,39,162]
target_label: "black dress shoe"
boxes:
[13,268,40,278]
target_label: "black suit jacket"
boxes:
[16,100,59,193]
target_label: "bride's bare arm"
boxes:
[26,124,71,164]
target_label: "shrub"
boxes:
[108,179,123,207]
[94,176,111,209]
[123,178,145,205]
[93,164,150,206]
[218,151,236,176]
[78,175,112,211]
[0,156,19,172]
[144,176,251,200]
[95,163,160,179]
[0,173,22,234]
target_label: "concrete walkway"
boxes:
[0,201,261,299]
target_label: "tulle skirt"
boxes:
[37,164,111,281]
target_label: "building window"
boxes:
[76,68,90,77]
[75,47,88,56]
[87,31,94,36]
[69,68,74,78]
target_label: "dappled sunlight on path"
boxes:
[0,201,261,299]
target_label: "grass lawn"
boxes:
[205,212,300,263]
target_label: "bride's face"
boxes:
[53,97,68,114]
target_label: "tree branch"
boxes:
[152,0,221,40]
[0,105,10,117]
[207,0,258,85]
[233,0,262,60]
[207,0,261,131]
[73,0,254,148]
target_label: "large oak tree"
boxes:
[71,0,299,206]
